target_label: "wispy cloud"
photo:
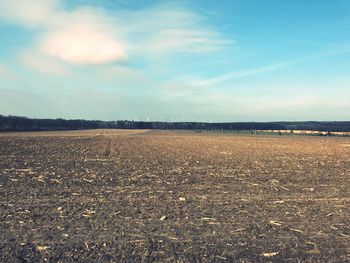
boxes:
[186,62,289,87]
[0,0,59,26]
[0,0,230,66]
[184,44,350,88]
[119,7,231,55]
[149,29,232,53]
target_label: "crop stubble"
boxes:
[0,129,350,262]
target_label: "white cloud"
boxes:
[40,7,127,65]
[0,1,230,65]
[41,25,126,65]
[0,1,127,65]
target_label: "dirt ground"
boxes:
[1,129,350,262]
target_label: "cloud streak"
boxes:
[150,29,232,53]
[184,45,350,88]
[186,62,289,87]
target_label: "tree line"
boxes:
[1,115,350,132]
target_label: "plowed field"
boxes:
[1,129,350,262]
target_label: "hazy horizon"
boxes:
[0,0,349,122]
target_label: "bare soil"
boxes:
[1,129,350,262]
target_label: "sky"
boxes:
[0,0,349,122]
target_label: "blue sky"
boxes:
[0,0,349,121]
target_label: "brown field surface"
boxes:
[1,129,350,262]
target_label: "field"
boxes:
[1,129,350,262]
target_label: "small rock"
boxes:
[160,215,167,221]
